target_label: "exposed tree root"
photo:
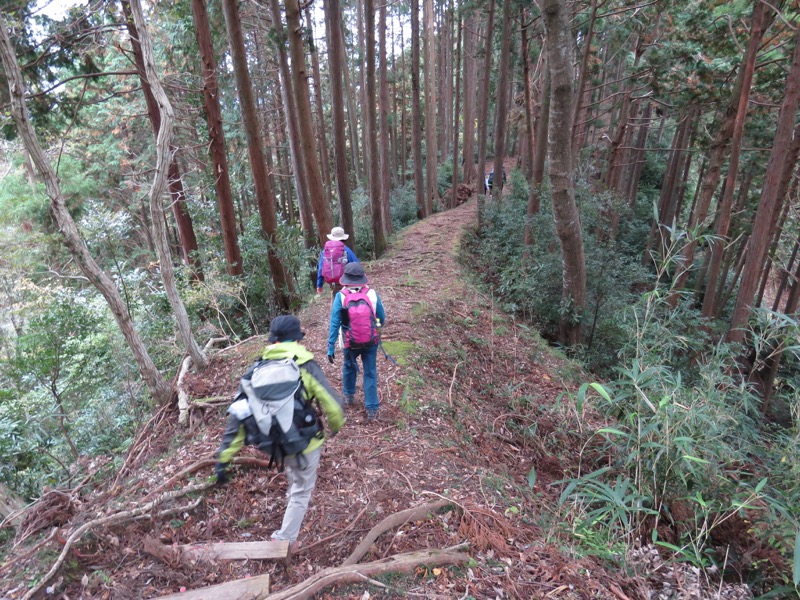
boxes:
[342,499,451,565]
[268,547,470,600]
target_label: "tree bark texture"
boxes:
[365,0,388,255]
[423,0,438,215]
[476,0,495,230]
[450,13,462,209]
[490,0,513,200]
[0,14,172,404]
[411,0,427,218]
[324,0,354,244]
[270,0,315,250]
[190,0,243,277]
[461,11,477,185]
[306,7,332,201]
[676,1,768,299]
[222,0,294,310]
[378,1,393,235]
[729,26,800,343]
[284,0,333,247]
[538,0,587,346]
[699,1,767,314]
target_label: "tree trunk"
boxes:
[324,0,354,245]
[538,0,586,346]
[190,0,243,277]
[476,0,495,230]
[524,66,549,246]
[222,0,294,310]
[625,101,652,207]
[643,108,693,265]
[341,21,361,186]
[450,13,463,209]
[490,0,513,200]
[700,6,767,314]
[411,0,427,218]
[120,0,202,281]
[461,11,477,185]
[378,1,393,235]
[127,0,208,368]
[365,0,388,255]
[305,6,332,200]
[270,0,315,250]
[0,15,172,404]
[423,0,438,215]
[676,1,768,298]
[729,29,800,342]
[572,0,598,154]
[520,9,535,182]
[284,0,333,247]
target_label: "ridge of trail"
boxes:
[299,198,479,361]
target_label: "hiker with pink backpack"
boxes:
[327,263,386,421]
[316,226,360,295]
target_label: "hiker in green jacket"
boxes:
[214,315,345,549]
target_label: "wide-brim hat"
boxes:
[268,314,305,342]
[327,226,349,241]
[340,262,368,286]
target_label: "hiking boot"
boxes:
[366,408,379,421]
[344,394,355,406]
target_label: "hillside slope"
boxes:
[2,199,632,599]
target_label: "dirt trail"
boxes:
[4,199,625,599]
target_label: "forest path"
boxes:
[16,198,616,599]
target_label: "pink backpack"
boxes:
[321,240,347,283]
[341,287,379,349]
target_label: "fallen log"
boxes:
[152,573,271,599]
[267,547,470,600]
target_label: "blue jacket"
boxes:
[328,287,386,355]
[316,246,360,289]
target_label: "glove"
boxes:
[327,353,335,364]
[316,287,323,294]
[214,463,229,486]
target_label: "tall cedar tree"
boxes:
[365,0,388,255]
[411,0,426,218]
[285,0,334,246]
[221,0,294,309]
[268,0,315,250]
[490,0,513,199]
[323,0,355,246]
[729,26,800,343]
[190,0,243,276]
[423,0,438,215]
[378,1,393,235]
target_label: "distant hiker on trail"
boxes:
[316,226,359,295]
[327,263,386,421]
[214,315,345,551]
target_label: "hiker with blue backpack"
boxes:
[327,263,386,421]
[214,315,345,551]
[316,226,359,295]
